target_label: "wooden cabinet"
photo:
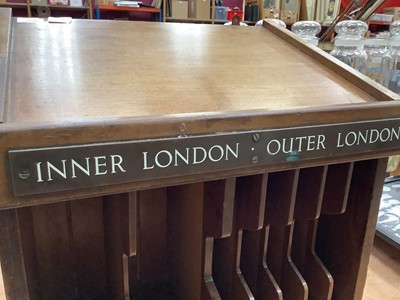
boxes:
[1,8,400,299]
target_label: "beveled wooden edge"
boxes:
[262,20,400,103]
[0,8,12,124]
[2,100,400,138]
[1,102,400,209]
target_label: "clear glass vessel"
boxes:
[330,20,368,74]
[291,21,321,46]
[330,39,367,74]
[335,20,368,40]
[364,39,390,87]
[386,21,400,93]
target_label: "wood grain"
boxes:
[0,9,11,59]
[265,170,299,226]
[0,15,398,300]
[213,175,267,300]
[321,163,354,215]
[256,226,283,300]
[7,21,380,124]
[30,202,75,300]
[69,198,107,299]
[202,237,220,300]
[316,158,388,300]
[202,178,235,299]
[203,178,235,238]
[103,193,137,300]
[136,188,167,284]
[267,224,308,300]
[0,8,11,122]
[2,231,399,299]
[294,166,327,220]
[167,183,204,300]
[0,209,29,300]
[292,167,333,300]
[1,15,400,211]
[264,170,308,299]
[292,220,333,300]
[16,207,41,300]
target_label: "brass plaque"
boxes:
[9,118,400,196]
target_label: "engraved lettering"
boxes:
[143,152,155,170]
[71,158,90,178]
[317,135,326,150]
[391,127,400,141]
[193,147,207,165]
[336,127,400,148]
[209,145,224,162]
[12,120,400,197]
[36,162,43,183]
[111,155,126,173]
[369,129,379,144]
[295,136,307,152]
[267,140,280,155]
[306,135,316,151]
[282,138,293,154]
[155,150,173,168]
[36,155,126,182]
[47,160,67,181]
[267,135,326,156]
[380,128,390,142]
[226,143,239,160]
[337,132,344,148]
[346,132,357,146]
[174,148,190,166]
[357,130,368,145]
[142,144,240,170]
[94,156,107,175]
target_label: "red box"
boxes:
[227,10,243,21]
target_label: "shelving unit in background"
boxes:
[163,0,251,24]
[0,0,93,18]
[163,0,305,25]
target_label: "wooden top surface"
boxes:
[6,18,385,124]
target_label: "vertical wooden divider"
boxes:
[203,237,220,300]
[104,192,138,300]
[69,197,107,299]
[202,178,236,300]
[238,174,271,299]
[131,188,168,299]
[0,209,29,300]
[264,170,308,300]
[292,166,334,300]
[293,220,333,300]
[233,174,268,300]
[204,179,235,239]
[167,183,204,300]
[294,166,327,220]
[15,198,107,300]
[321,163,354,215]
[17,207,41,300]
[30,202,75,300]
[316,158,388,300]
[241,230,263,296]
[255,225,283,300]
[213,174,267,300]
